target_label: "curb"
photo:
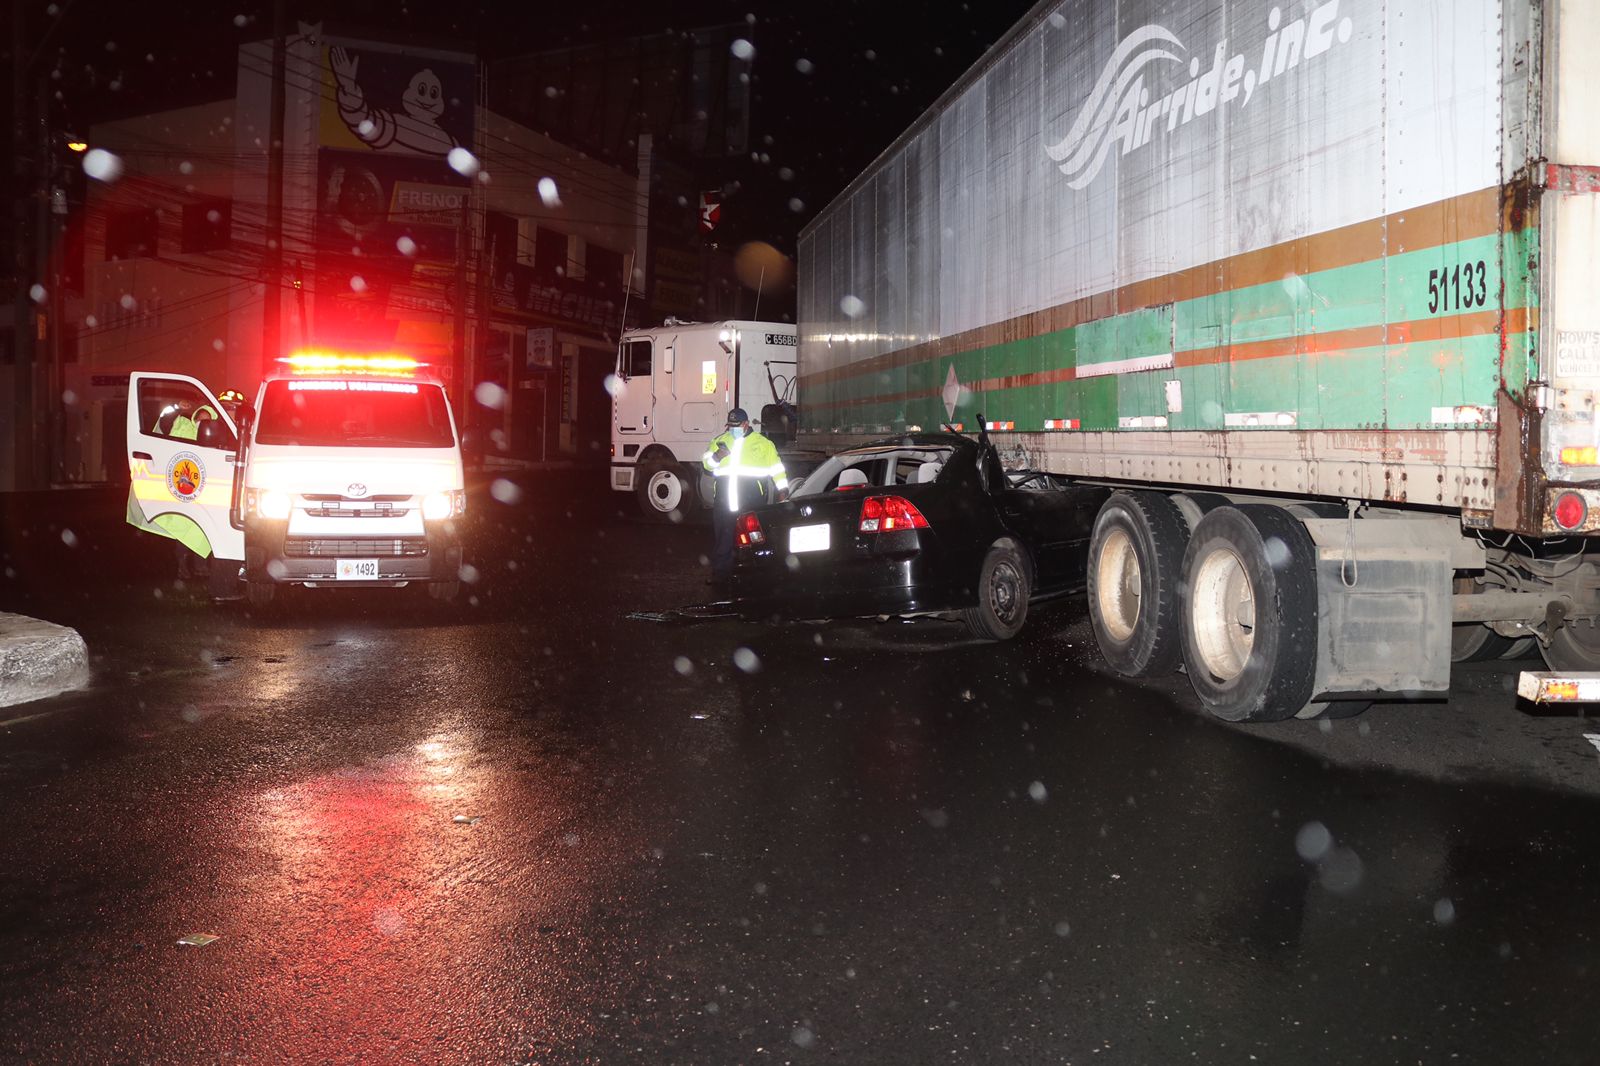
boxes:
[0,613,90,710]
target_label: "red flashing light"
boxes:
[1554,491,1588,531]
[859,495,929,533]
[736,512,765,547]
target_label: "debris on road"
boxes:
[453,815,481,825]
[176,933,219,947]
[626,601,738,624]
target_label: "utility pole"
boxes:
[261,0,287,375]
[11,0,37,490]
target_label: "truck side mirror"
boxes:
[663,345,675,374]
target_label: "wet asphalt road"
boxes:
[2,473,1600,1064]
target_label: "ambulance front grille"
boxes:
[283,537,429,558]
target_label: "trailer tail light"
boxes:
[736,512,765,547]
[1560,446,1599,466]
[859,495,929,533]
[1518,672,1600,703]
[1554,491,1588,530]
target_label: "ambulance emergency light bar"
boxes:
[278,350,426,376]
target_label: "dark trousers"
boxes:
[710,477,765,582]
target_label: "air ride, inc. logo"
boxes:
[1044,0,1355,188]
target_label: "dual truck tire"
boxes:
[1087,491,1356,723]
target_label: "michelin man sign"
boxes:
[319,38,475,158]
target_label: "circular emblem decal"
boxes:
[166,451,205,501]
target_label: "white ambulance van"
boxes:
[126,352,466,605]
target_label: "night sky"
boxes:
[15,0,1041,257]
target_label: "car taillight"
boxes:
[859,495,929,533]
[736,512,765,546]
[1554,491,1588,530]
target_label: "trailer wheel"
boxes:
[636,457,698,523]
[962,541,1030,641]
[1451,576,1520,662]
[1087,491,1189,677]
[1180,506,1318,723]
[1540,619,1600,672]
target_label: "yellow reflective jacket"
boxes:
[701,429,788,511]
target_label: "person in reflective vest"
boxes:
[702,407,788,587]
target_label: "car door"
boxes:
[996,476,1108,591]
[126,372,244,561]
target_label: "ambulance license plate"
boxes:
[336,559,380,580]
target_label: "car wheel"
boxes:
[962,542,1031,641]
[1180,505,1318,723]
[246,581,275,608]
[636,457,697,523]
[1087,491,1189,677]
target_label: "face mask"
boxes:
[730,426,745,440]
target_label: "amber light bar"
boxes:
[279,351,424,375]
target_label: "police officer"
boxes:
[702,407,788,588]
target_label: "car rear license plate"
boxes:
[789,523,830,553]
[336,558,380,580]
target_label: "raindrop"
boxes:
[1295,821,1332,862]
[921,808,949,829]
[456,563,480,585]
[265,559,289,580]
[788,197,805,213]
[233,14,248,27]
[1318,846,1364,894]
[1053,920,1071,937]
[82,148,123,182]
[62,389,76,406]
[784,554,800,571]
[212,338,225,351]
[206,209,221,224]
[447,147,480,177]
[674,656,694,675]
[704,1002,720,1015]
[178,160,193,175]
[603,373,623,398]
[544,85,559,99]
[733,647,761,673]
[863,49,877,60]
[83,314,98,328]
[1433,898,1456,926]
[753,881,768,895]
[1028,781,1048,804]
[60,529,78,548]
[792,1027,816,1049]
[374,907,405,937]
[180,703,201,723]
[563,832,580,847]
[778,166,794,181]
[840,294,865,318]
[489,478,522,505]
[1262,536,1290,568]
[475,381,507,409]
[46,2,59,13]
[1048,12,1067,27]
[28,284,46,304]
[795,58,814,74]
[537,177,561,207]
[349,275,367,292]
[358,119,376,137]
[119,293,137,310]
[731,39,755,61]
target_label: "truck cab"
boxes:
[609,319,800,521]
[126,351,466,605]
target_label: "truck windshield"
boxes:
[254,379,456,448]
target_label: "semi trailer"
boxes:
[796,0,1600,720]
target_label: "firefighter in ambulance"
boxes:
[702,407,787,589]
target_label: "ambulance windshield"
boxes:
[254,379,456,448]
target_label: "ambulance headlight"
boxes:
[423,490,464,521]
[258,489,292,520]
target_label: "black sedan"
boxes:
[731,432,1110,639]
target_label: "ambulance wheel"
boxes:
[246,581,276,608]
[429,580,460,602]
[1180,505,1318,723]
[1088,491,1189,677]
[636,457,697,523]
[962,541,1030,641]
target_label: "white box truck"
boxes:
[797,0,1600,718]
[609,319,810,520]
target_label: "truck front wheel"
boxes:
[1087,491,1188,677]
[636,458,698,523]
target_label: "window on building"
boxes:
[181,201,232,253]
[587,245,624,293]
[565,234,586,282]
[534,226,565,281]
[106,209,160,260]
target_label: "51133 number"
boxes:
[1428,260,1488,313]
